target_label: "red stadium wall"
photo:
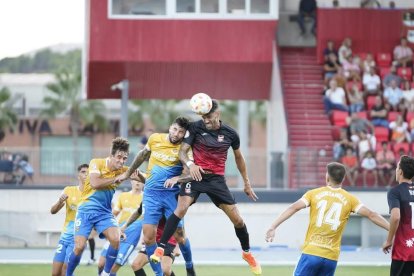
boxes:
[87,0,277,100]
[316,8,413,64]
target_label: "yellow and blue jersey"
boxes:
[300,186,362,261]
[145,133,183,191]
[60,186,82,243]
[114,191,143,225]
[78,158,128,214]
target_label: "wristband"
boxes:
[186,160,194,167]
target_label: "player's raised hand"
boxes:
[265,228,275,242]
[382,240,392,254]
[244,185,259,201]
[189,164,204,181]
[164,176,179,188]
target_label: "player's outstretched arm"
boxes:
[164,173,193,188]
[130,170,146,183]
[265,199,306,242]
[382,207,400,254]
[233,148,258,201]
[357,206,390,231]
[179,142,204,181]
[116,148,151,183]
[50,193,68,214]
[90,173,119,190]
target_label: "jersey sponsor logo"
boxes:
[185,130,190,138]
[405,238,414,247]
[185,183,192,194]
[218,135,224,142]
[152,151,178,162]
[202,133,208,136]
[69,204,77,211]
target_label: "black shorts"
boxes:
[139,243,176,261]
[179,174,236,207]
[391,260,414,276]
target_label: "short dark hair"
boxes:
[111,137,130,156]
[77,163,89,172]
[205,99,219,115]
[399,155,414,179]
[327,162,346,184]
[174,116,190,130]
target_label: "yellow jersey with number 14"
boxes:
[300,186,363,261]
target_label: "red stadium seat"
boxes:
[355,111,367,120]
[346,80,362,92]
[406,112,414,124]
[393,142,410,155]
[376,53,392,67]
[412,82,414,89]
[357,52,368,61]
[331,110,349,127]
[366,96,377,111]
[397,67,413,80]
[374,127,389,142]
[388,111,402,122]
[379,67,391,79]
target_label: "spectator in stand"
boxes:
[352,130,376,160]
[361,0,381,8]
[384,80,404,111]
[402,80,414,112]
[348,113,375,137]
[333,67,347,89]
[393,37,413,68]
[323,79,349,114]
[362,53,376,74]
[324,53,341,84]
[376,141,396,187]
[348,84,365,113]
[383,66,402,88]
[388,1,396,8]
[333,0,340,8]
[341,147,359,186]
[361,151,378,187]
[297,0,317,36]
[338,38,352,65]
[343,55,362,81]
[389,115,411,144]
[363,66,381,96]
[333,128,354,161]
[323,40,337,61]
[370,96,389,128]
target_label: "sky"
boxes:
[0,0,85,59]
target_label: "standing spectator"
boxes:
[383,66,402,88]
[348,84,365,113]
[402,80,414,112]
[297,0,317,36]
[361,151,378,187]
[376,141,396,187]
[362,53,376,74]
[341,148,359,186]
[323,40,337,61]
[324,53,341,84]
[338,38,352,65]
[393,37,413,68]
[384,80,404,111]
[382,156,414,276]
[389,115,411,144]
[352,130,376,160]
[370,96,389,128]
[323,79,349,114]
[363,67,381,96]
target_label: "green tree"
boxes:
[0,87,18,142]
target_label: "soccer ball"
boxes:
[190,93,213,115]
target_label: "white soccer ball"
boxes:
[190,93,213,115]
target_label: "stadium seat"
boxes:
[393,142,410,155]
[331,110,349,127]
[376,53,392,67]
[366,96,377,111]
[357,52,367,61]
[379,67,391,79]
[355,111,367,120]
[388,111,402,122]
[374,127,389,142]
[406,112,414,124]
[397,67,413,80]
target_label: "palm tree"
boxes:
[0,87,18,142]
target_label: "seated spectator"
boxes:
[389,115,411,143]
[376,141,396,187]
[333,128,354,161]
[341,147,359,186]
[343,55,361,81]
[383,65,402,88]
[347,84,365,113]
[323,79,349,114]
[393,37,413,68]
[323,40,337,61]
[370,96,389,128]
[363,66,381,96]
[361,151,378,187]
[362,53,376,74]
[338,38,352,65]
[348,113,375,137]
[297,0,317,36]
[402,80,414,112]
[352,130,376,159]
[384,79,404,111]
[324,53,341,84]
[361,0,381,8]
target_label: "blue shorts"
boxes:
[143,189,183,228]
[75,212,118,239]
[53,239,74,263]
[294,253,337,276]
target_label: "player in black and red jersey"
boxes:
[383,155,414,276]
[151,99,262,275]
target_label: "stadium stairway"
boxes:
[280,47,333,188]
